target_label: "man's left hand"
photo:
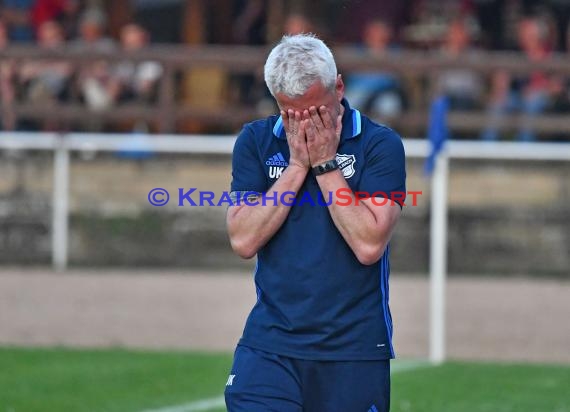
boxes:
[304,105,342,167]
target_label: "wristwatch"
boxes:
[312,159,339,176]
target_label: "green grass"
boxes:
[391,361,570,412]
[0,347,569,412]
[0,347,231,412]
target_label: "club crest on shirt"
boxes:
[336,153,356,179]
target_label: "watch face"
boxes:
[313,160,338,176]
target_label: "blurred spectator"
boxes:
[335,0,413,44]
[31,0,64,29]
[31,0,71,32]
[71,8,114,51]
[19,20,72,107]
[0,16,7,44]
[283,13,315,35]
[29,0,80,39]
[0,17,8,45]
[547,0,570,51]
[72,8,116,110]
[107,23,163,104]
[481,17,556,141]
[0,18,16,129]
[552,7,570,112]
[343,19,406,118]
[435,19,484,110]
[131,0,184,43]
[254,12,319,113]
[469,0,506,49]
[404,0,472,48]
[0,0,34,42]
[232,0,267,45]
[58,0,79,38]
[230,0,268,106]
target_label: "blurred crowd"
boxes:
[0,1,164,131]
[0,0,570,140]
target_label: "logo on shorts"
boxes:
[336,153,356,179]
[267,152,288,179]
[368,405,379,412]
[226,374,236,386]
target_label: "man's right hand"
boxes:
[281,109,310,170]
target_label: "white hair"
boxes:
[264,34,338,98]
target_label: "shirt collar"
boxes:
[272,98,362,141]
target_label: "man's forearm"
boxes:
[315,169,398,264]
[227,165,308,258]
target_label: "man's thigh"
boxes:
[224,345,303,412]
[302,359,391,412]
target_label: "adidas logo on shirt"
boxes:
[266,152,288,167]
[267,152,288,179]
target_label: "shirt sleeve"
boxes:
[358,127,407,207]
[230,124,268,194]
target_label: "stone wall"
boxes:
[0,152,568,275]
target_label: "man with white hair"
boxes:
[225,34,406,412]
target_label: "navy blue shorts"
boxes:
[224,345,390,412]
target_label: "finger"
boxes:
[304,115,316,141]
[288,109,296,135]
[299,119,308,141]
[309,106,325,131]
[294,111,302,136]
[336,114,342,139]
[302,109,310,120]
[297,114,307,138]
[302,109,312,127]
[319,106,335,129]
[281,110,289,132]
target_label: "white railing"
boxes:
[1,132,570,365]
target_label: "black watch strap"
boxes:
[312,159,339,176]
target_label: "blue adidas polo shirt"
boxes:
[230,99,406,361]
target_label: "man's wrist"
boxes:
[312,158,339,176]
[288,161,310,172]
